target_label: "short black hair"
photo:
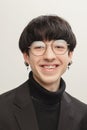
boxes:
[19,15,77,53]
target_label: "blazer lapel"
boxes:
[58,92,74,130]
[13,80,39,130]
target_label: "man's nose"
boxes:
[43,46,56,60]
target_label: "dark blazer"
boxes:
[0,80,87,130]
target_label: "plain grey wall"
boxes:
[0,0,87,103]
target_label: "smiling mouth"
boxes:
[41,65,58,69]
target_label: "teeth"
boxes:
[44,65,56,69]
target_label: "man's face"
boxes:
[23,40,73,91]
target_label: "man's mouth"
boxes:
[41,65,58,69]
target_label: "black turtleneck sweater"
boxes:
[28,72,66,130]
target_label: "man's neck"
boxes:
[34,78,61,92]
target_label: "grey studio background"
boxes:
[0,0,87,103]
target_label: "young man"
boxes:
[0,15,87,130]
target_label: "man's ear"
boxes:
[23,53,29,65]
[68,51,73,63]
[68,51,73,59]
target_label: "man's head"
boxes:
[19,15,77,91]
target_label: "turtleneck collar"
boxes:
[28,71,66,105]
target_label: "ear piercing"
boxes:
[24,62,29,70]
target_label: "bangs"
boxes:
[27,20,70,43]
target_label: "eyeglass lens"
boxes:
[29,40,69,56]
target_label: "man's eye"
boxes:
[55,46,65,49]
[34,46,44,49]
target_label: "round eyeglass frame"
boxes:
[28,40,70,56]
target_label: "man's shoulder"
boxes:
[64,92,87,110]
[0,80,29,105]
[0,79,30,123]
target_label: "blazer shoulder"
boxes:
[64,92,87,110]
[0,80,29,104]
[0,80,29,130]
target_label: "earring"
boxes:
[24,62,29,70]
[68,61,72,69]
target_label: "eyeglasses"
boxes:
[28,39,69,56]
